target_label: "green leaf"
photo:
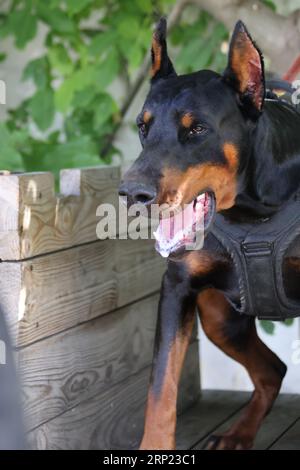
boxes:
[117,17,140,40]
[42,136,100,172]
[72,88,97,108]
[7,9,37,49]
[88,31,116,57]
[283,319,294,327]
[176,38,202,72]
[48,44,73,75]
[48,130,60,144]
[55,66,95,112]
[0,123,25,171]
[55,80,75,113]
[37,5,76,34]
[133,0,153,14]
[94,51,119,90]
[23,57,50,88]
[65,0,93,16]
[28,88,55,131]
[64,110,95,139]
[49,0,62,8]
[9,129,29,148]
[261,0,276,11]
[93,93,118,129]
[259,320,275,335]
[127,42,143,71]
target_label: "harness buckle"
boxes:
[241,241,273,257]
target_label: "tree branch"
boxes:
[190,0,300,74]
[101,0,189,157]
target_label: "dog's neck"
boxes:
[233,99,300,218]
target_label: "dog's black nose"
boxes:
[118,182,157,207]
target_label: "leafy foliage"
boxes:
[260,320,276,335]
[259,318,294,335]
[261,0,277,11]
[0,0,229,178]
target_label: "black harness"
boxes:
[211,192,300,320]
[209,80,300,321]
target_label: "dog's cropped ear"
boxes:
[151,17,176,82]
[223,20,265,117]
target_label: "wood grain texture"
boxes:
[182,391,250,450]
[270,418,300,450]
[192,392,300,450]
[0,262,22,330]
[0,166,120,260]
[0,167,201,450]
[26,341,200,450]
[0,238,165,347]
[18,294,160,431]
[32,389,300,451]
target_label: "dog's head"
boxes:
[119,19,265,255]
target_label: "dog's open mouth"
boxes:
[153,192,216,258]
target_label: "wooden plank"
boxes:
[26,342,200,450]
[192,392,300,450]
[254,393,300,449]
[19,294,159,431]
[0,166,120,260]
[270,417,300,450]
[0,238,165,347]
[115,239,165,307]
[178,391,250,450]
[60,166,120,197]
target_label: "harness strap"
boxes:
[241,241,283,319]
[211,193,300,320]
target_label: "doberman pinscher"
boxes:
[119,18,300,450]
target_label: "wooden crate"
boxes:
[0,166,201,450]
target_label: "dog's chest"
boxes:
[209,199,300,320]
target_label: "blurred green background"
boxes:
[0,0,290,177]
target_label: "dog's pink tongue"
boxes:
[159,203,194,238]
[153,198,205,257]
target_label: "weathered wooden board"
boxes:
[191,392,300,450]
[0,167,202,450]
[26,342,200,450]
[18,294,160,431]
[0,166,120,260]
[252,393,300,450]
[0,238,165,347]
[179,391,250,450]
[183,392,300,451]
[270,417,300,450]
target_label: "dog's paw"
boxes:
[202,433,253,450]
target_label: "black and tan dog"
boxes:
[119,18,300,450]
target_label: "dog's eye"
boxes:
[138,123,147,137]
[188,125,205,136]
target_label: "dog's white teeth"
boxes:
[197,193,206,203]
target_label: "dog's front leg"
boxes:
[140,265,195,450]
